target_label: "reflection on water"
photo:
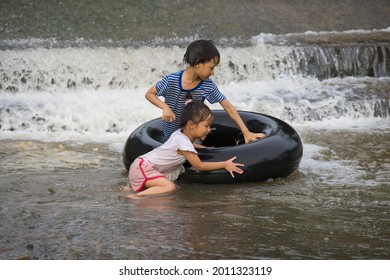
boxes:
[0,128,389,259]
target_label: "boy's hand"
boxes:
[162,107,176,122]
[244,132,265,144]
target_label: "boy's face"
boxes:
[196,57,219,80]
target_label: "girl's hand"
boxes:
[225,156,244,178]
[162,107,176,122]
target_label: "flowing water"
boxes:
[0,0,389,260]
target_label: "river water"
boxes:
[0,0,389,260]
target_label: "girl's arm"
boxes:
[220,99,265,143]
[181,150,244,178]
[145,85,176,122]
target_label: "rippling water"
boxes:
[0,0,389,260]
[1,128,389,259]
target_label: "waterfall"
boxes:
[289,44,390,80]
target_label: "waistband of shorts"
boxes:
[138,156,151,164]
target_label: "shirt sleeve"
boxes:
[205,80,226,104]
[177,135,197,154]
[156,75,169,98]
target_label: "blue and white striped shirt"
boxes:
[156,70,226,142]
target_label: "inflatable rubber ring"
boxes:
[122,110,303,184]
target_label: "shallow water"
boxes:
[1,127,389,260]
[1,0,389,46]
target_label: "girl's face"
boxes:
[196,57,219,80]
[190,114,213,141]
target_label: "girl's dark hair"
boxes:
[183,40,220,66]
[180,101,212,128]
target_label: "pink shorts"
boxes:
[128,157,165,192]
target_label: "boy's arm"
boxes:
[145,85,175,122]
[220,99,265,143]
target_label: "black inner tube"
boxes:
[122,110,303,184]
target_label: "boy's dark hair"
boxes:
[183,40,220,66]
[180,101,212,128]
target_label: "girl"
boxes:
[145,39,265,144]
[127,101,244,198]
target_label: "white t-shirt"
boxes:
[142,129,197,174]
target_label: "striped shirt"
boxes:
[156,70,226,142]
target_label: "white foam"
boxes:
[1,41,388,144]
[0,88,159,143]
[299,143,366,186]
[251,27,390,45]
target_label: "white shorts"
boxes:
[128,157,165,192]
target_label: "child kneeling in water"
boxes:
[127,101,244,198]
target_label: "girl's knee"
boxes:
[166,182,177,192]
